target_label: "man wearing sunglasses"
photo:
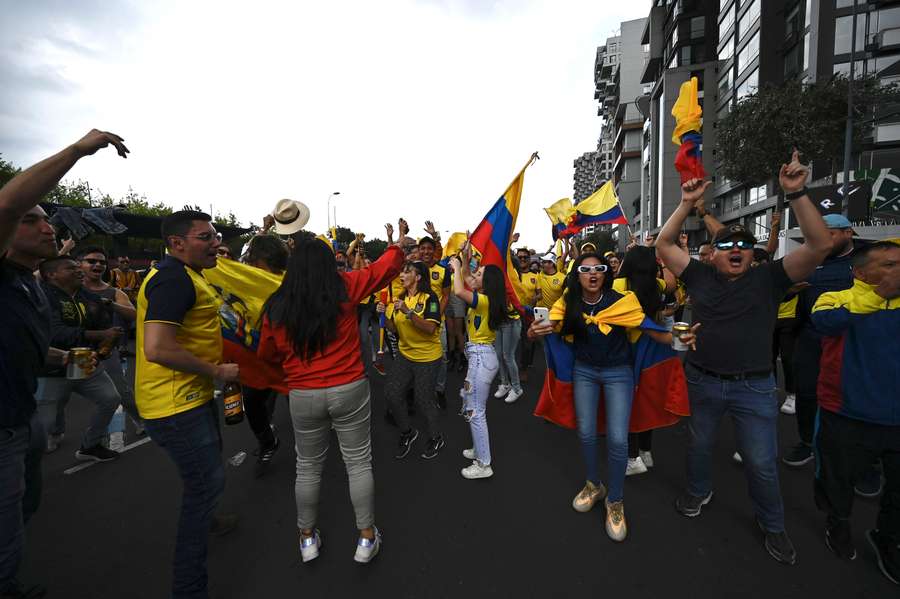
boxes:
[136,210,240,599]
[655,150,832,566]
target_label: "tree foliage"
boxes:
[363,238,388,260]
[716,74,900,186]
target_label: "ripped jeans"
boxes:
[460,343,499,465]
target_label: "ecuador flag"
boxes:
[671,76,707,183]
[555,181,628,238]
[533,292,689,432]
[469,153,539,313]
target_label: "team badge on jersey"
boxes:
[431,271,439,280]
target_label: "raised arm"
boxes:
[694,197,725,237]
[0,129,129,256]
[779,151,832,282]
[657,178,712,277]
[765,211,782,257]
[449,254,474,306]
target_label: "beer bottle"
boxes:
[223,381,245,425]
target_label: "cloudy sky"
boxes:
[1,0,647,247]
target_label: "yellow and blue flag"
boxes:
[555,181,628,238]
[672,76,706,183]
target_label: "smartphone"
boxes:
[533,307,550,324]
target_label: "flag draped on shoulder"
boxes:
[672,76,706,184]
[553,181,628,239]
[534,292,689,432]
[204,258,288,393]
[469,153,538,313]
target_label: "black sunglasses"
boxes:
[714,240,754,250]
[81,258,107,266]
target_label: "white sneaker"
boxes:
[639,450,654,468]
[462,448,476,460]
[354,527,381,564]
[780,395,796,415]
[504,388,524,404]
[626,456,648,476]
[461,460,494,479]
[733,451,743,464]
[493,384,511,399]
[300,530,321,563]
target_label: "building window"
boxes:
[668,51,678,69]
[749,212,770,239]
[718,67,734,99]
[691,16,705,39]
[803,32,810,71]
[719,34,734,61]
[835,15,866,55]
[748,184,767,204]
[719,6,735,41]
[872,7,900,41]
[723,189,743,213]
[737,68,759,100]
[786,3,801,39]
[833,60,865,78]
[738,30,760,74]
[738,0,760,42]
[673,22,679,46]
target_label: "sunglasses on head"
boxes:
[576,264,608,274]
[714,240,754,250]
[81,258,107,266]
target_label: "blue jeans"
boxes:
[462,343,499,465]
[572,362,634,502]
[684,363,785,532]
[144,401,224,599]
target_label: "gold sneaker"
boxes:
[605,499,627,542]
[572,480,607,513]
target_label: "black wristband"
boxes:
[784,187,808,201]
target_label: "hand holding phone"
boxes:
[533,307,549,323]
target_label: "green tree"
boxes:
[333,226,356,245]
[0,155,20,188]
[213,211,241,227]
[363,238,388,260]
[716,74,900,186]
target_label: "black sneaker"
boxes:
[674,491,713,517]
[866,529,900,585]
[436,390,447,410]
[782,442,814,467]
[255,435,281,478]
[757,519,797,565]
[825,518,857,560]
[1,579,47,598]
[854,465,883,498]
[420,435,445,460]
[209,513,238,537]
[75,444,120,462]
[394,429,419,459]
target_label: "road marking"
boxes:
[64,437,153,475]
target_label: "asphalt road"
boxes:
[21,354,893,599]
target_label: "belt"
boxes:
[688,363,772,381]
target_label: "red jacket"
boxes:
[258,246,404,389]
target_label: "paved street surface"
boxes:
[22,354,893,598]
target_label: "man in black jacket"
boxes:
[36,256,121,462]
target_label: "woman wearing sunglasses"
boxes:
[529,252,654,542]
[448,244,509,480]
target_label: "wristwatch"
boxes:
[783,187,808,201]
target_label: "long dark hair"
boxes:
[616,246,662,319]
[559,252,612,340]
[480,264,510,331]
[262,236,348,362]
[402,261,431,299]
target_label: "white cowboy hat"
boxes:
[271,199,310,235]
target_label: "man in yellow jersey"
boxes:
[536,251,566,308]
[417,233,451,408]
[137,210,240,599]
[514,246,539,381]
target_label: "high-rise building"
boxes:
[573,151,603,202]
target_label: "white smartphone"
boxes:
[533,307,550,324]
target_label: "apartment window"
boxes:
[669,51,679,68]
[833,60,865,78]
[835,0,856,8]
[748,184,767,204]
[718,67,734,99]
[719,6,735,40]
[691,16,705,39]
[749,212,770,239]
[722,189,743,213]
[719,34,734,60]
[803,32,810,71]
[738,0,760,42]
[835,15,866,55]
[720,0,731,9]
[738,30,760,73]
[872,7,900,39]
[786,4,801,39]
[785,43,802,77]
[609,54,618,63]
[717,102,731,122]
[737,68,759,100]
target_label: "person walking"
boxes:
[259,233,404,564]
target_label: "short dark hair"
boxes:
[245,235,289,273]
[418,236,436,249]
[161,210,211,246]
[852,241,899,269]
[39,256,77,278]
[73,245,107,260]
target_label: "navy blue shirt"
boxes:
[572,289,632,368]
[0,257,51,427]
[795,247,856,337]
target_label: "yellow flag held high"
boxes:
[444,232,468,259]
[671,77,702,145]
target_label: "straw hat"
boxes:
[271,199,310,235]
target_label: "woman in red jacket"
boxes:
[258,233,404,565]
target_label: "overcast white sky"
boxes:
[1,0,648,248]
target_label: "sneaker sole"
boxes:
[394,431,419,459]
[866,530,900,585]
[757,520,797,566]
[782,454,814,467]
[676,492,713,517]
[625,466,648,476]
[854,484,883,499]
[462,469,493,480]
[779,406,796,415]
[420,442,445,460]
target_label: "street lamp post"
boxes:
[326,191,341,231]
